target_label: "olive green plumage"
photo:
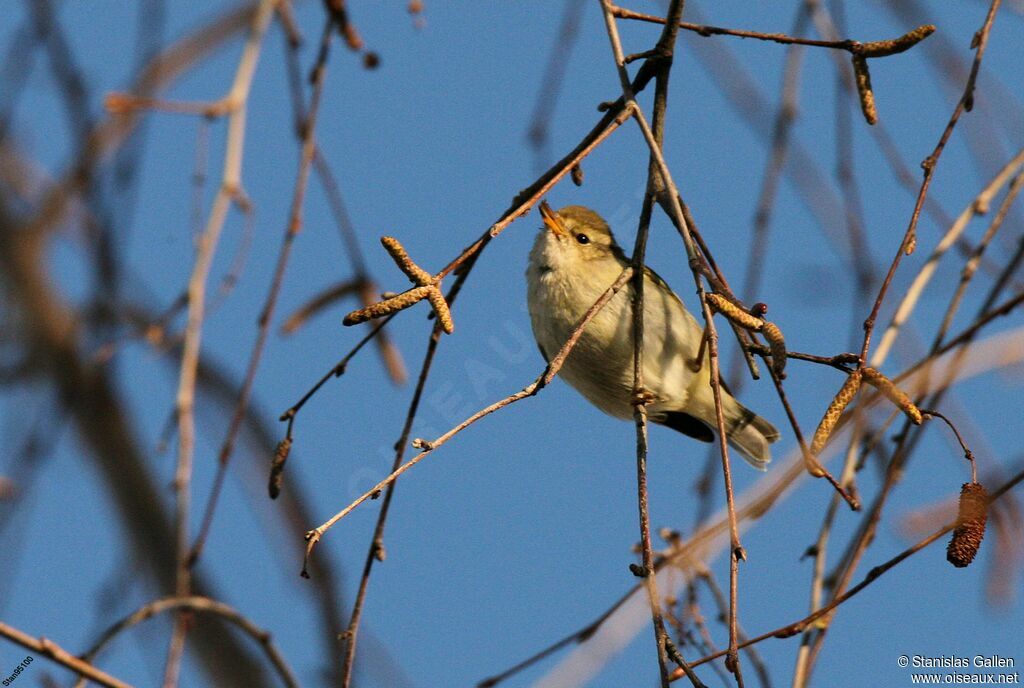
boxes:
[525,203,779,468]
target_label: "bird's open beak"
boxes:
[539,200,566,237]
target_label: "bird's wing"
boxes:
[654,411,714,442]
[643,265,687,311]
[643,264,705,339]
[611,250,689,313]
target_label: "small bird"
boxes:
[526,202,779,468]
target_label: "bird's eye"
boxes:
[575,233,590,245]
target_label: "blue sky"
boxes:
[1,2,1022,687]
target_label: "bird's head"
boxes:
[538,201,622,264]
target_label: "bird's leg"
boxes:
[689,323,710,372]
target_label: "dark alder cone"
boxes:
[946,482,988,568]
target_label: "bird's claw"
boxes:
[631,389,657,408]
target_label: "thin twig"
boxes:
[929,170,1024,351]
[670,466,1024,678]
[75,596,299,688]
[311,150,406,383]
[164,2,276,683]
[0,622,131,688]
[859,0,1004,364]
[921,410,977,483]
[598,2,747,680]
[187,15,335,569]
[610,4,933,57]
[693,569,772,688]
[871,147,1024,365]
[507,325,1024,686]
[617,0,694,684]
[339,322,444,686]
[302,268,635,570]
[280,314,397,430]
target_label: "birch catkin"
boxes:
[761,321,787,378]
[810,370,863,455]
[426,289,455,334]
[268,437,292,499]
[860,24,936,58]
[382,236,433,285]
[705,293,764,331]
[861,367,922,424]
[343,285,433,325]
[852,55,878,125]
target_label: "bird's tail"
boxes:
[721,397,780,470]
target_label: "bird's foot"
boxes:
[631,389,657,409]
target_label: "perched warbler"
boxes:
[526,202,779,468]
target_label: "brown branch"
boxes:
[0,621,131,688]
[164,2,277,682]
[744,344,859,372]
[599,0,725,683]
[598,3,763,681]
[799,10,1008,674]
[615,0,697,684]
[345,104,634,329]
[187,16,336,569]
[322,0,364,51]
[75,596,298,688]
[610,5,933,57]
